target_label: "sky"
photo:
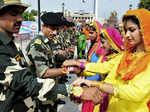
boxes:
[22,0,140,21]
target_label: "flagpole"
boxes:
[38,0,41,32]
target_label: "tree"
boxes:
[138,0,150,10]
[22,11,36,21]
[22,10,47,21]
[41,10,47,15]
[31,9,38,16]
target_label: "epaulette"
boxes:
[34,39,42,45]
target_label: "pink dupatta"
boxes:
[82,27,123,112]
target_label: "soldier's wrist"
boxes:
[61,67,69,74]
[61,67,75,74]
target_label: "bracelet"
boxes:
[68,67,74,73]
[79,62,85,69]
[72,86,84,98]
[61,67,69,74]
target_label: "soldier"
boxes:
[0,0,103,112]
[26,12,70,111]
[58,21,75,59]
[26,12,69,78]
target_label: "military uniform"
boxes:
[59,29,75,59]
[26,32,66,76]
[26,33,67,111]
[0,32,73,112]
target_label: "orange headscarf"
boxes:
[117,9,150,81]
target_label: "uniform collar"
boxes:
[0,32,13,45]
[39,32,49,43]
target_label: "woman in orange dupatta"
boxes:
[63,9,150,112]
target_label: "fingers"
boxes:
[73,78,90,86]
[80,87,104,105]
[73,67,81,74]
[72,78,83,86]
[92,88,104,104]
[78,59,87,63]
[62,60,73,67]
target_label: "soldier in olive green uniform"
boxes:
[26,12,71,111]
[0,1,75,112]
[58,21,76,59]
[26,12,68,78]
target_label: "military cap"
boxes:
[70,22,75,27]
[56,12,64,17]
[41,12,66,27]
[62,20,72,27]
[0,0,29,11]
[55,12,71,26]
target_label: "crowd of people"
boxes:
[1,0,150,112]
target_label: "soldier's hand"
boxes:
[81,87,104,105]
[68,46,75,53]
[70,94,82,104]
[57,50,67,57]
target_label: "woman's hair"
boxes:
[99,33,119,55]
[123,15,140,32]
[89,24,96,32]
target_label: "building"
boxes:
[68,11,95,23]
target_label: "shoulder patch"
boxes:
[34,39,42,45]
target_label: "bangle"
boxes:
[72,86,84,98]
[68,67,74,73]
[61,67,69,74]
[79,62,85,69]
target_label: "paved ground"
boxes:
[57,98,82,112]
[57,74,82,112]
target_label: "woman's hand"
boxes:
[62,59,80,67]
[73,77,91,87]
[78,59,87,63]
[68,67,81,74]
[81,87,104,105]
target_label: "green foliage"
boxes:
[22,10,48,21]
[22,11,36,21]
[138,0,150,10]
[31,9,38,16]
[41,10,47,15]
